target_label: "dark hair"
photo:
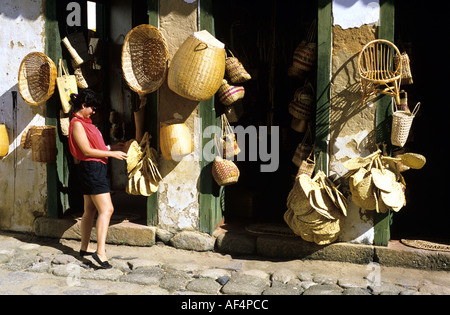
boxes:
[69,89,101,113]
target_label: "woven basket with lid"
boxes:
[18,52,57,106]
[122,24,169,96]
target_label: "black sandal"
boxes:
[92,252,113,269]
[79,250,95,257]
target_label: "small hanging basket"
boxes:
[221,114,241,158]
[292,125,314,167]
[160,120,193,161]
[289,82,315,120]
[212,156,240,186]
[297,150,316,178]
[225,50,251,84]
[218,79,245,106]
[391,101,420,148]
[18,52,57,106]
[394,52,413,85]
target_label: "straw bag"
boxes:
[168,30,226,102]
[395,52,413,85]
[292,126,314,167]
[62,31,91,66]
[72,59,99,89]
[122,24,169,98]
[218,79,245,106]
[56,59,77,114]
[225,50,251,84]
[288,82,315,121]
[288,20,317,78]
[30,126,57,163]
[391,101,420,148]
[297,149,316,178]
[221,114,241,158]
[212,156,240,186]
[18,52,57,106]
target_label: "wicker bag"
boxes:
[391,101,420,148]
[18,52,57,106]
[297,149,316,178]
[72,59,99,89]
[288,82,315,120]
[394,52,413,85]
[212,156,240,186]
[122,24,169,98]
[30,126,57,163]
[225,50,251,84]
[292,125,314,167]
[168,30,226,102]
[218,79,245,106]
[221,114,241,158]
[160,120,193,161]
[62,31,91,66]
[56,59,78,114]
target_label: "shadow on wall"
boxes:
[0,0,44,21]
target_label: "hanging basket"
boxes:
[289,82,315,120]
[18,52,57,106]
[394,52,413,85]
[212,156,240,186]
[292,125,314,167]
[217,79,245,106]
[225,50,251,84]
[391,102,420,148]
[168,30,226,102]
[122,24,169,96]
[220,114,241,158]
[0,124,9,158]
[160,120,193,161]
[30,126,57,163]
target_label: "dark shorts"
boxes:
[78,161,111,195]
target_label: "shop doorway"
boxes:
[213,0,318,225]
[390,1,450,242]
[59,0,149,225]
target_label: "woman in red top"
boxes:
[68,89,127,269]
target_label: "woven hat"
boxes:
[18,52,57,106]
[122,24,169,96]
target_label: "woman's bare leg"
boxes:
[80,195,97,252]
[90,192,114,261]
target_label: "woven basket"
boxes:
[297,153,315,178]
[288,83,315,120]
[394,52,413,85]
[18,52,57,106]
[292,125,314,167]
[218,79,245,106]
[212,156,240,186]
[391,102,420,148]
[0,124,9,157]
[31,126,56,163]
[225,50,251,84]
[122,24,169,96]
[168,30,226,102]
[160,120,193,161]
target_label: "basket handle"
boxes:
[411,102,421,116]
[194,43,208,52]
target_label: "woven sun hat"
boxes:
[168,30,226,102]
[122,24,169,96]
[18,52,57,106]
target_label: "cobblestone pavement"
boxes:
[0,231,449,297]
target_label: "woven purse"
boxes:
[218,79,245,106]
[391,101,420,148]
[225,50,251,84]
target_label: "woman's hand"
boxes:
[110,150,127,161]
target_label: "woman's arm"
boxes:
[72,121,127,160]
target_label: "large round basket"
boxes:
[122,24,169,95]
[168,30,226,102]
[18,52,57,106]
[0,124,9,157]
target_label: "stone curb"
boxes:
[34,217,450,271]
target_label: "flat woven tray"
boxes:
[401,239,450,252]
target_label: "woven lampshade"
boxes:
[18,52,57,106]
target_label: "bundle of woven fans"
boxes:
[125,132,162,196]
[343,148,426,213]
[284,171,348,246]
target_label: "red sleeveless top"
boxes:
[69,113,108,164]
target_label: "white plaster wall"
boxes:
[0,0,47,232]
[333,0,380,29]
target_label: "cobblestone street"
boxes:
[1,231,449,299]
